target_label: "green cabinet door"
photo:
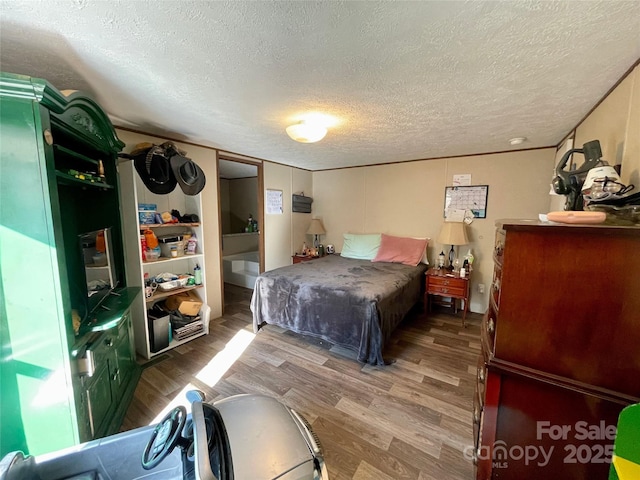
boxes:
[0,74,79,456]
[113,311,136,397]
[85,361,113,439]
[1,72,134,457]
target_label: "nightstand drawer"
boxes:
[424,268,471,326]
[429,284,466,297]
[292,255,320,264]
[427,275,466,289]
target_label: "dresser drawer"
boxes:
[472,386,484,466]
[493,228,506,265]
[491,265,502,309]
[482,304,498,354]
[476,354,487,401]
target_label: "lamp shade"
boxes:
[437,221,469,246]
[286,122,327,143]
[306,218,326,235]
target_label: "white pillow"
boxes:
[340,233,381,260]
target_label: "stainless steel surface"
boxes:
[215,394,316,480]
[76,349,95,377]
[0,392,327,480]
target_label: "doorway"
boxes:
[217,156,264,314]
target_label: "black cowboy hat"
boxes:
[133,144,178,195]
[170,154,206,196]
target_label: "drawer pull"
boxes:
[472,447,480,466]
[105,338,114,347]
[443,280,450,285]
[478,368,485,383]
[442,288,449,294]
[488,319,495,334]
[111,369,120,381]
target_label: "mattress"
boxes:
[251,255,426,365]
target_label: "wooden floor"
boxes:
[123,284,481,480]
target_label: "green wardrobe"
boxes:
[0,72,140,456]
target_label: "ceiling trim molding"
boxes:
[561,56,640,149]
[218,152,263,165]
[312,146,557,173]
[114,125,220,152]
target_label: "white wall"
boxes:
[292,168,314,254]
[260,162,315,270]
[313,149,556,313]
[574,64,639,188]
[227,177,258,233]
[263,162,293,271]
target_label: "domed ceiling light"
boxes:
[509,137,527,146]
[286,121,328,143]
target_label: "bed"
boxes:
[250,254,427,365]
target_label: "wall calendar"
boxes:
[444,185,489,219]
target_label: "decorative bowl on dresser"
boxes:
[474,219,640,479]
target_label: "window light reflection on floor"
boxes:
[196,329,255,387]
[151,383,198,424]
[150,328,255,425]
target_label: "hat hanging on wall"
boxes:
[170,153,206,195]
[129,141,205,196]
[133,144,178,195]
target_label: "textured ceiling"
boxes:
[1,1,639,171]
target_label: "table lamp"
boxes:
[307,218,326,249]
[436,221,469,271]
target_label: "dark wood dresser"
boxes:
[475,220,640,479]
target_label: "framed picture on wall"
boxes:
[444,185,489,219]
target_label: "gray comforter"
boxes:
[251,255,427,365]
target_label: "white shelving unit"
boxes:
[118,159,210,359]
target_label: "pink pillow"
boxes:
[372,234,428,266]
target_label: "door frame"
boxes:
[216,153,264,313]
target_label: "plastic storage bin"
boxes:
[147,309,170,352]
[158,234,184,257]
[138,203,157,225]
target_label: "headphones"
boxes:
[553,140,603,210]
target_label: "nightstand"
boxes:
[424,267,470,326]
[292,255,322,264]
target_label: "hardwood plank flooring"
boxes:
[122,284,480,479]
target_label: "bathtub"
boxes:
[223,251,260,289]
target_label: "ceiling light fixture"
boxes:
[286,121,328,143]
[509,137,527,146]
